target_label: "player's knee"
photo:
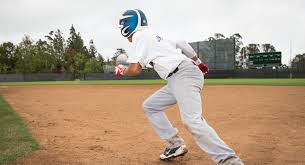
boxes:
[183,122,201,137]
[143,97,160,114]
[142,98,152,113]
[182,118,206,136]
[182,120,194,130]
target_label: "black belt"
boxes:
[167,67,179,78]
[149,61,180,78]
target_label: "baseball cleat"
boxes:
[160,144,188,160]
[219,156,244,165]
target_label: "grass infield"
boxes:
[0,96,39,164]
[0,79,304,86]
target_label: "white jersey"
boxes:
[127,30,189,80]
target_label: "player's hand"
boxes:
[193,58,209,75]
[114,64,127,77]
[198,63,209,75]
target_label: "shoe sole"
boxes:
[160,148,188,161]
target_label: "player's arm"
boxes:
[125,63,142,76]
[114,34,147,77]
[176,40,197,59]
[176,40,209,74]
[114,63,142,77]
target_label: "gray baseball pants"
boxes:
[143,60,237,163]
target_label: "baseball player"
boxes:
[115,9,244,165]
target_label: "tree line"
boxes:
[0,25,106,77]
[1,29,304,75]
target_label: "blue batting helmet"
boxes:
[118,9,148,38]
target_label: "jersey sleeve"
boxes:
[176,40,197,58]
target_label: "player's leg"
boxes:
[143,85,187,160]
[176,88,241,164]
[143,85,177,139]
[171,61,243,164]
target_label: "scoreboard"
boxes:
[249,52,281,67]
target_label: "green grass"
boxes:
[0,79,304,86]
[0,96,39,165]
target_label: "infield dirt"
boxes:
[1,85,305,165]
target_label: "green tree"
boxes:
[230,33,243,53]
[15,36,36,73]
[84,58,103,73]
[64,50,87,77]
[74,53,87,76]
[114,48,126,56]
[0,42,17,73]
[88,39,97,58]
[208,37,215,41]
[242,44,260,69]
[291,53,305,70]
[35,39,56,72]
[239,47,248,69]
[64,49,77,74]
[67,25,82,52]
[261,44,276,53]
[45,29,66,72]
[66,25,89,57]
[97,53,105,72]
[65,25,89,76]
[230,33,243,68]
[97,53,104,63]
[15,37,53,73]
[214,33,226,40]
[247,44,260,54]
[1,26,104,75]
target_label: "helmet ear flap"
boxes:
[121,25,132,38]
[136,9,148,26]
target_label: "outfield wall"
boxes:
[0,70,304,82]
[81,70,305,80]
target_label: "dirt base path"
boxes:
[1,85,305,165]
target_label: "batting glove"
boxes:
[114,64,127,77]
[194,58,209,75]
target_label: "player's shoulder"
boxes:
[132,30,155,42]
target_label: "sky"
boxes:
[1,0,304,65]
